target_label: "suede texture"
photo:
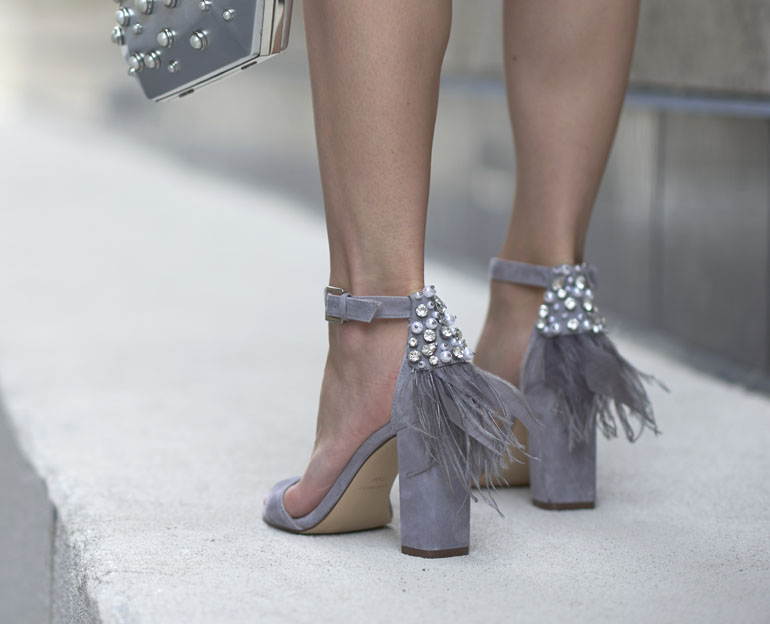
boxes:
[489,257,599,291]
[325,291,413,322]
[391,294,471,551]
[397,425,470,553]
[523,328,597,506]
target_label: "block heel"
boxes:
[397,426,470,558]
[486,258,663,508]
[527,386,596,509]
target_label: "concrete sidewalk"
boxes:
[0,116,768,624]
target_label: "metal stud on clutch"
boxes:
[111,0,293,102]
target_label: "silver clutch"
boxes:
[111,0,293,102]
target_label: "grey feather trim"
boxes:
[525,331,665,447]
[408,361,531,513]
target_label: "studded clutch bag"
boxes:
[111,0,293,102]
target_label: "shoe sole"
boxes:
[401,545,470,558]
[532,499,595,510]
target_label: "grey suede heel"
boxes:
[397,426,470,557]
[263,284,535,557]
[525,382,597,509]
[489,258,662,510]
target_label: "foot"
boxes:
[474,279,544,486]
[282,318,408,518]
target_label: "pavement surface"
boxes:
[0,115,769,623]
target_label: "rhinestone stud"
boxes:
[415,304,428,318]
[423,329,436,343]
[408,350,421,363]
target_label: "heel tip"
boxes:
[401,545,469,559]
[533,499,595,511]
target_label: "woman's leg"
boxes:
[283,0,451,518]
[475,0,640,387]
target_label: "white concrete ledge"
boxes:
[1,117,769,623]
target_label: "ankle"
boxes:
[486,280,544,329]
[475,278,543,386]
[329,271,424,298]
[496,241,579,268]
[327,319,407,379]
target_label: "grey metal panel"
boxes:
[659,113,770,369]
[588,109,660,326]
[631,0,770,97]
[119,0,260,99]
[443,1,770,99]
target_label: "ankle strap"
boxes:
[324,286,412,324]
[489,258,599,289]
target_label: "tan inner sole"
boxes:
[479,419,530,487]
[302,437,398,535]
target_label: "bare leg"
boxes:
[283,0,451,517]
[474,0,640,481]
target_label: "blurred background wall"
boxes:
[1,0,768,386]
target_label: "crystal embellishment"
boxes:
[405,285,474,370]
[537,263,607,337]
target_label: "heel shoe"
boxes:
[262,284,536,557]
[488,258,663,510]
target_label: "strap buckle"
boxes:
[324,286,346,323]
